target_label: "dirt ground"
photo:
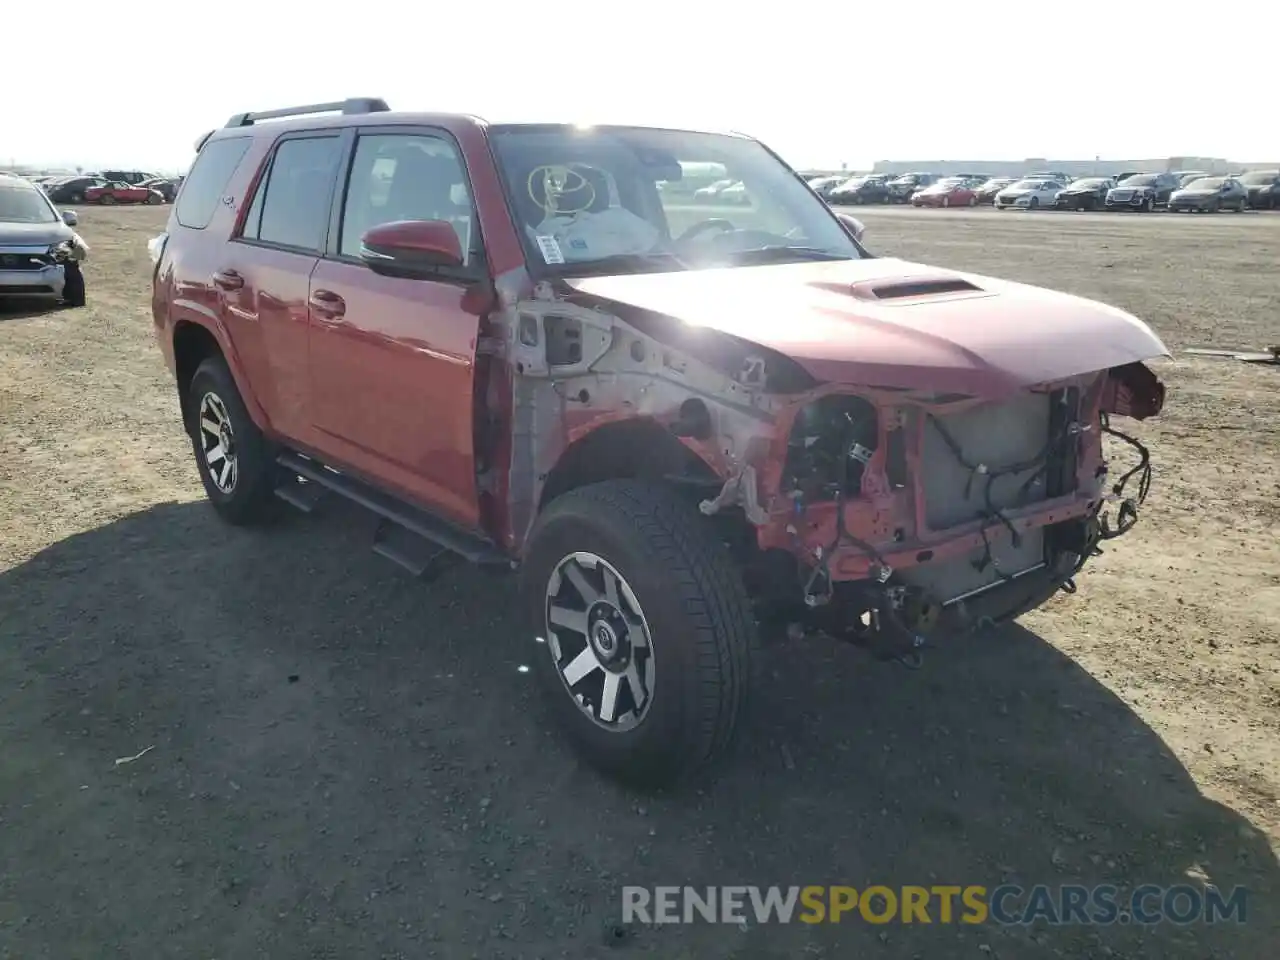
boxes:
[1,204,1276,959]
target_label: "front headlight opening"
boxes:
[49,240,73,262]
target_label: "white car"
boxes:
[994,178,1064,210]
[693,179,738,202]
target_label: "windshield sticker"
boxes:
[535,235,565,264]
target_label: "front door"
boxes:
[307,129,485,530]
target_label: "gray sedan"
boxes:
[0,174,88,306]
[1167,177,1249,213]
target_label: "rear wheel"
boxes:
[188,357,278,525]
[1029,197,1039,210]
[146,193,163,205]
[100,194,117,205]
[521,480,755,787]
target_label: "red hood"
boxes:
[567,258,1169,396]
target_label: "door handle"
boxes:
[309,289,346,320]
[212,269,243,291]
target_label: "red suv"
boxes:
[150,98,1168,786]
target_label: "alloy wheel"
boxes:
[544,551,656,731]
[198,391,238,493]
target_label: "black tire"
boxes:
[187,356,278,525]
[100,194,117,205]
[61,261,86,307]
[521,480,755,788]
[69,191,84,204]
[1029,197,1039,209]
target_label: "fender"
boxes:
[169,309,274,435]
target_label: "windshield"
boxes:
[1185,177,1224,190]
[1239,170,1278,185]
[0,183,58,223]
[1009,179,1049,190]
[489,126,862,274]
[1120,174,1157,187]
[1070,178,1108,189]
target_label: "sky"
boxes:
[6,0,1276,173]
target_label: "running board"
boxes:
[275,451,510,568]
[274,476,324,513]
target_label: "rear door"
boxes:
[305,127,485,529]
[220,131,345,443]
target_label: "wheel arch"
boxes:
[537,417,723,515]
[171,319,267,436]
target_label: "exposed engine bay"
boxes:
[756,369,1158,668]
[781,394,879,501]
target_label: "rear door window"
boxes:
[175,137,252,230]
[242,136,343,253]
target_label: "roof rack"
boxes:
[224,97,390,129]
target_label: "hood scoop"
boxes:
[810,274,988,303]
[868,277,981,300]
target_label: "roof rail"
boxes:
[224,97,390,129]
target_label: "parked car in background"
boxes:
[994,178,1064,210]
[717,180,750,205]
[693,179,738,202]
[1238,169,1280,209]
[885,172,937,203]
[1167,176,1248,213]
[44,177,104,204]
[85,181,165,205]
[0,173,88,307]
[806,175,848,200]
[1106,172,1180,211]
[1175,171,1212,187]
[828,175,890,205]
[974,177,1016,204]
[1054,177,1115,211]
[910,176,980,207]
[94,169,161,186]
[140,177,178,202]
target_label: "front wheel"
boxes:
[188,356,278,525]
[61,261,86,307]
[522,480,755,787]
[1029,197,1039,209]
[100,194,117,205]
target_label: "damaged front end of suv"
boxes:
[501,264,1167,670]
[478,122,1167,784]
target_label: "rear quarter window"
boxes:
[176,137,252,230]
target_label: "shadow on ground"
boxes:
[0,297,67,324]
[1,501,1275,959]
